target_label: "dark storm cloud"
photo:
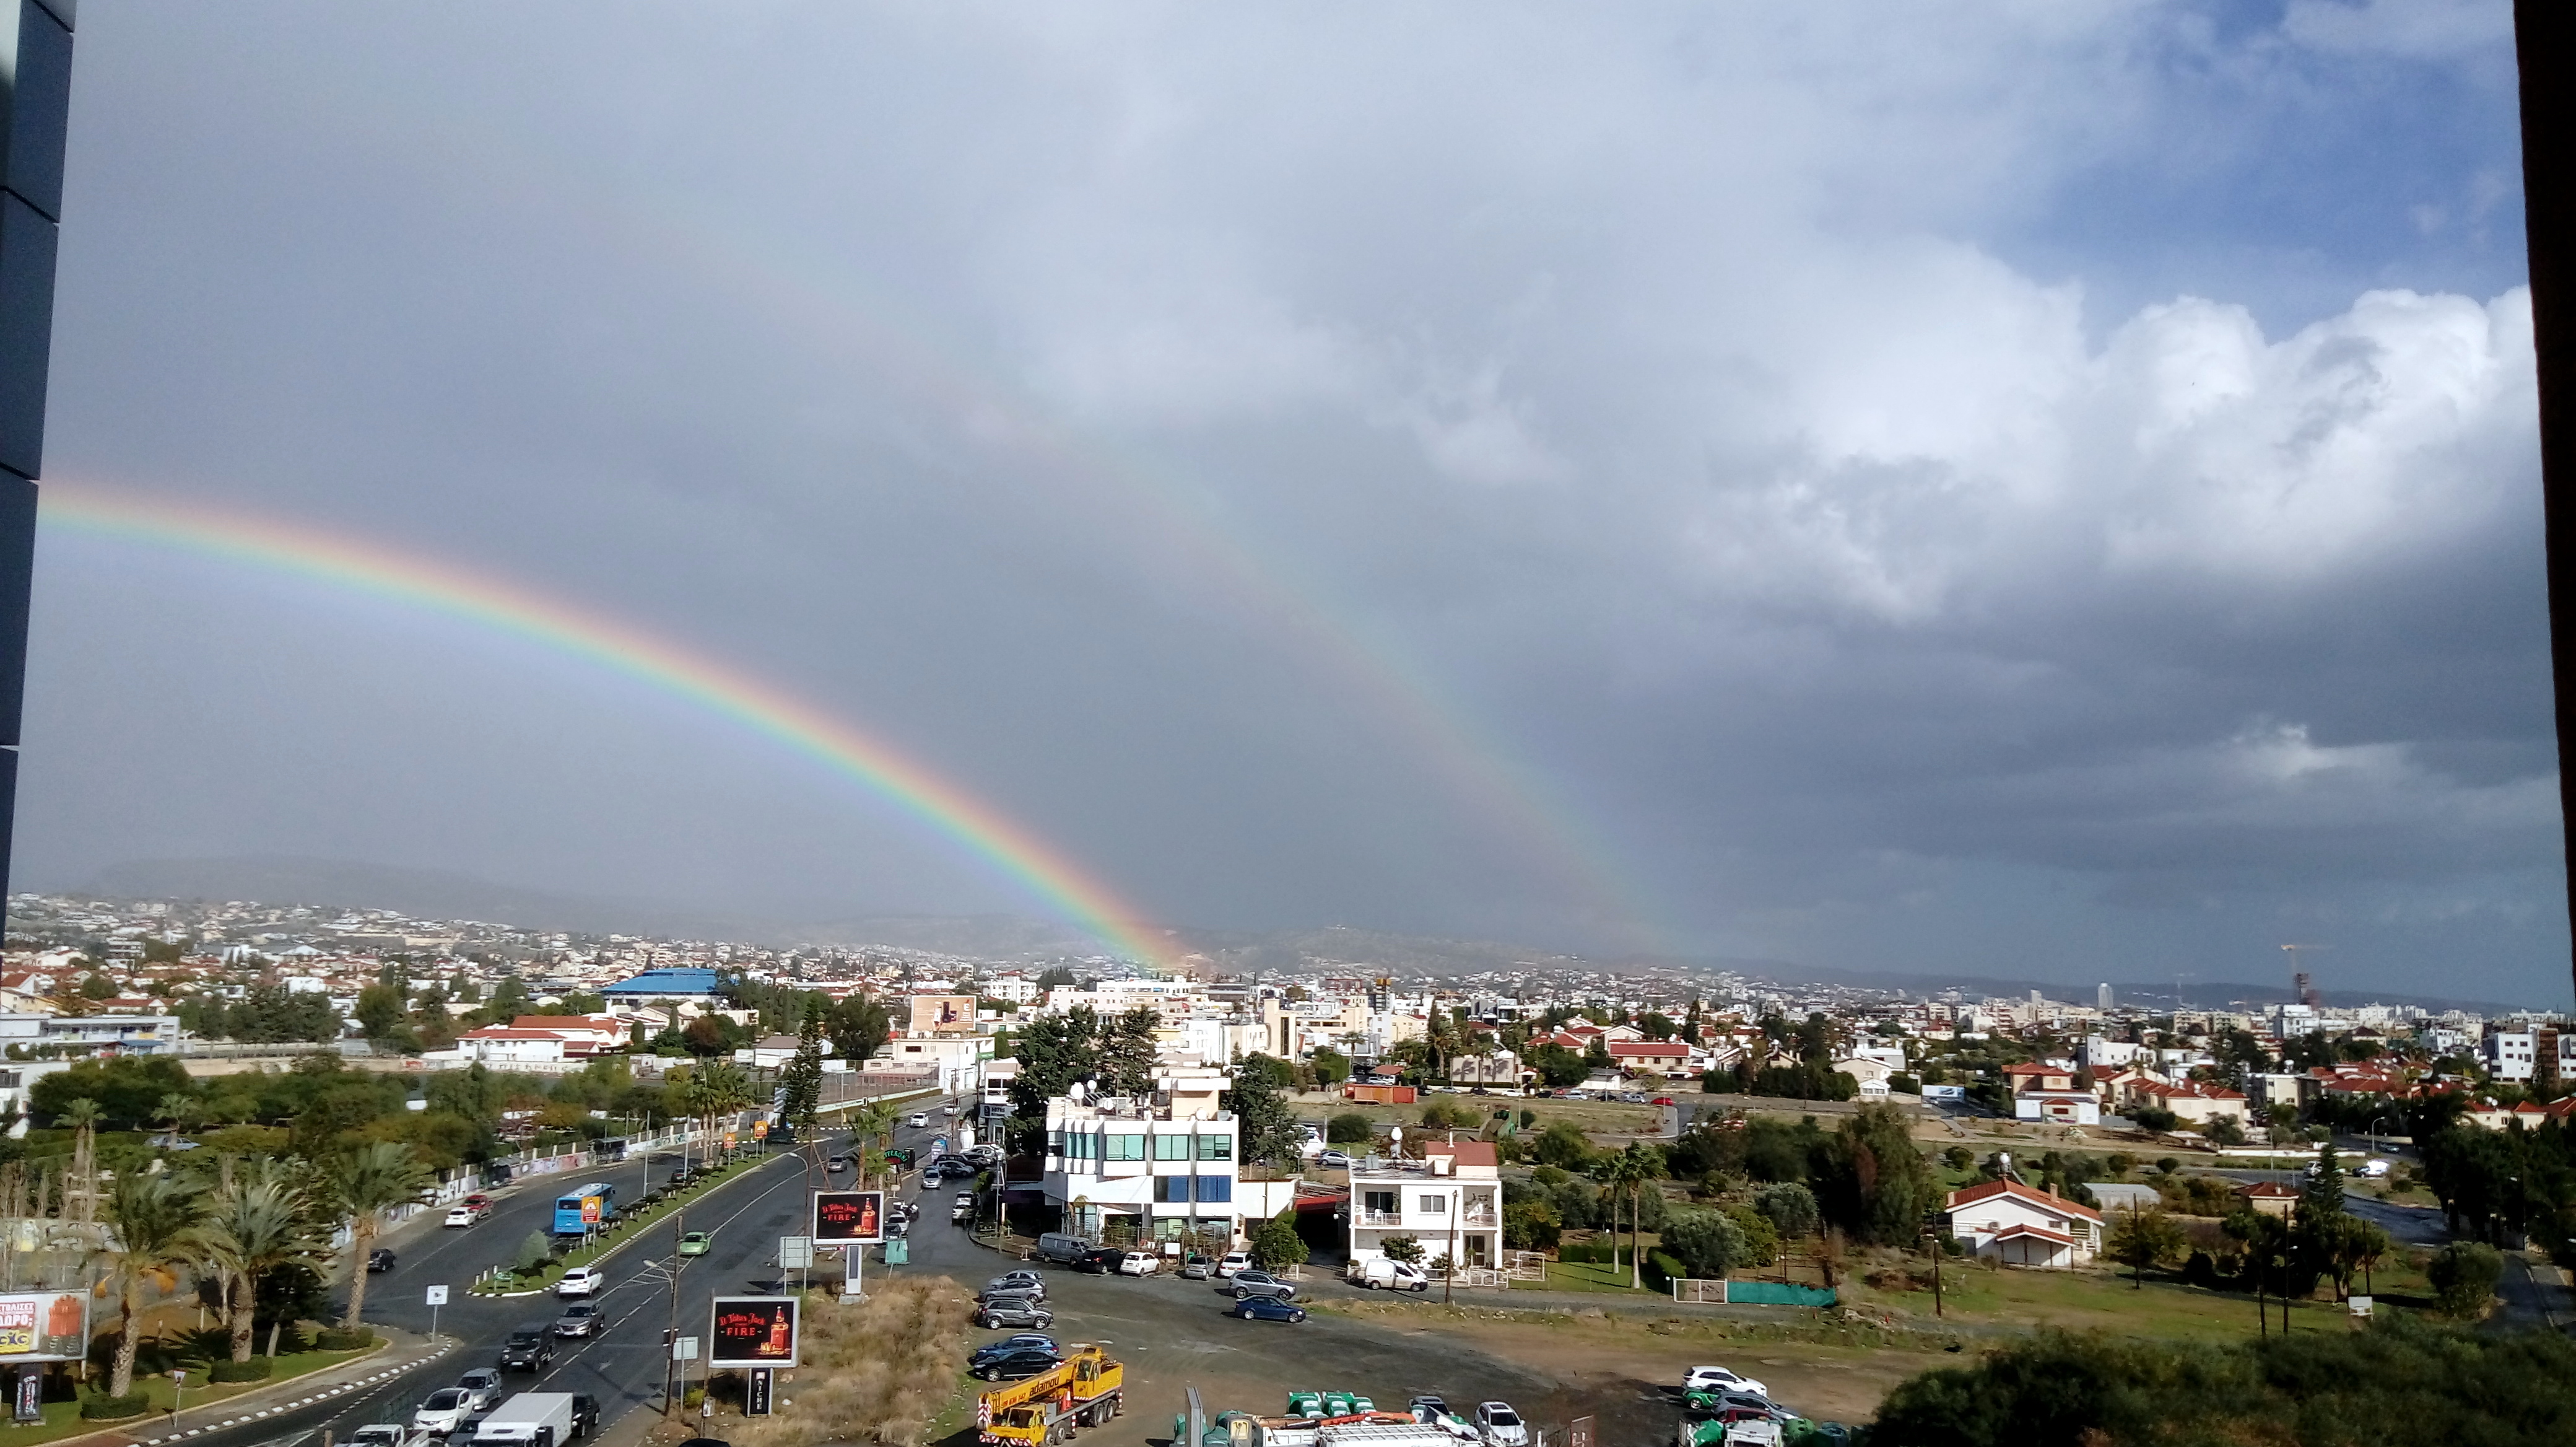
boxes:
[13,2,2562,1002]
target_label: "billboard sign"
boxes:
[708,1296,798,1369]
[908,994,977,1036]
[812,1191,884,1244]
[0,1291,87,1363]
[581,1196,604,1225]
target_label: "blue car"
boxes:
[1232,1295,1307,1324]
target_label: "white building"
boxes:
[872,1031,995,1095]
[1943,1178,2102,1268]
[1346,1140,1503,1274]
[0,1013,183,1056]
[1042,1065,1298,1246]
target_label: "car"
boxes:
[970,1334,1058,1365]
[570,1397,601,1438]
[1215,1252,1250,1279]
[1179,1254,1215,1280]
[1682,1367,1770,1399]
[455,1371,503,1412]
[444,1207,478,1228]
[2357,1158,2393,1178]
[827,1155,851,1173]
[461,1192,494,1212]
[1318,1150,1352,1169]
[1116,1251,1159,1277]
[975,1298,1055,1331]
[553,1303,601,1338]
[368,1248,398,1272]
[1695,1392,1784,1423]
[668,1169,695,1188]
[413,1389,472,1435]
[908,1113,929,1129]
[955,1192,976,1210]
[1409,1397,1451,1425]
[968,1339,1056,1370]
[1476,1403,1530,1447]
[985,1272,1046,1300]
[1231,1295,1306,1324]
[1229,1270,1295,1300]
[498,1327,553,1373]
[555,1267,603,1297]
[677,1230,712,1257]
[1073,1248,1122,1274]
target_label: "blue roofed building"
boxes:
[601,967,723,1003]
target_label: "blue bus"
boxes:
[553,1181,618,1236]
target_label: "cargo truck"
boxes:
[976,1344,1124,1447]
[474,1392,580,1447]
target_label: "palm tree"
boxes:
[850,1100,899,1187]
[694,1060,754,1159]
[1599,1148,1651,1289]
[100,1171,209,1398]
[327,1143,434,1329]
[199,1160,321,1362]
[59,1097,106,1226]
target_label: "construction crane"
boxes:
[2281,945,2328,1007]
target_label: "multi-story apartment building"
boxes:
[1042,1065,1298,1247]
[1346,1140,1502,1272]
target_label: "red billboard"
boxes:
[708,1296,798,1369]
[812,1190,884,1244]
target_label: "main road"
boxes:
[138,1106,1695,1447]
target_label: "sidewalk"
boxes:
[112,1330,455,1447]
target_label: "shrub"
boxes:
[1326,1113,1375,1145]
[1941,1145,1975,1173]
[81,1392,154,1421]
[2428,1242,2504,1319]
[1380,1235,1425,1264]
[209,1358,274,1383]
[1532,1121,1595,1169]
[1754,1181,1820,1239]
[515,1230,554,1272]
[1250,1215,1309,1270]
[1660,1209,1747,1279]
[315,1328,376,1352]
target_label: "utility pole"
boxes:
[664,1209,682,1415]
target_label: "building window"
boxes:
[1105,1133,1146,1161]
[1197,1135,1231,1161]
[1048,1130,1065,1156]
[1154,1176,1193,1204]
[1363,1190,1398,1217]
[1154,1134,1191,1161]
[1196,1176,1232,1203]
[1420,1195,1447,1215]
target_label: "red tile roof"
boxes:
[1945,1178,2104,1223]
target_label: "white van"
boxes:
[1347,1258,1432,1292]
[1034,1232,1090,1265]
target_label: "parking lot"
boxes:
[900,1171,1699,1447]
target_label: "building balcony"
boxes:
[1460,1209,1497,1226]
[1359,1210,1404,1227]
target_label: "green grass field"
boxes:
[1288,1091,1658,1140]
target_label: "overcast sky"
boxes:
[16,1,2565,1003]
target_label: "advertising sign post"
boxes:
[812,1191,883,1301]
[708,1297,799,1372]
[425,1285,448,1342]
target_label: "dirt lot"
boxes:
[1290,1092,1661,1142]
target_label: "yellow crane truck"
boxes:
[977,1345,1125,1447]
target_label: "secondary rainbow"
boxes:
[40,484,1182,970]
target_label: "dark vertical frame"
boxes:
[0,0,74,916]
[2518,2,2576,1005]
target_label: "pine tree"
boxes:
[1225,1054,1305,1167]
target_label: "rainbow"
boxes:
[38,484,1185,969]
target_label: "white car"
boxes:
[908,1112,929,1128]
[554,1266,604,1298]
[443,1207,477,1228]
[1476,1402,1529,1447]
[1116,1250,1160,1276]
[2357,1158,2393,1178]
[412,1389,471,1435]
[1682,1366,1770,1399]
[1215,1252,1251,1279]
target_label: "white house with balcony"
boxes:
[1346,1140,1502,1273]
[1042,1065,1299,1247]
